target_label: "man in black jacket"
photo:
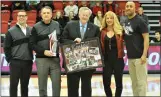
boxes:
[138,7,150,32]
[61,7,100,97]
[4,10,33,97]
[29,6,61,97]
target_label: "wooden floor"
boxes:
[1,74,160,96]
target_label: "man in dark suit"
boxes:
[61,7,100,97]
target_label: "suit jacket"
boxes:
[61,21,100,69]
[61,21,100,44]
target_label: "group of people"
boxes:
[4,1,150,97]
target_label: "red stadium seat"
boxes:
[63,1,68,7]
[12,10,19,20]
[1,21,9,34]
[53,1,64,10]
[116,1,127,11]
[10,20,17,28]
[1,10,11,22]
[27,10,37,22]
[27,20,36,27]
[134,1,141,12]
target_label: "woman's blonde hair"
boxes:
[101,11,123,35]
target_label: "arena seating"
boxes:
[1,10,11,22]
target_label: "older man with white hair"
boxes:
[61,7,100,97]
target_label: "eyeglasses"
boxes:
[17,15,27,17]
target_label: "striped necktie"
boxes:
[80,25,85,39]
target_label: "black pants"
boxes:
[67,69,95,97]
[103,51,125,97]
[9,59,33,97]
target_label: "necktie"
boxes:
[80,25,85,39]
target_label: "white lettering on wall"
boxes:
[148,52,160,65]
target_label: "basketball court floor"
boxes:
[1,74,160,96]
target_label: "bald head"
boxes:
[125,1,136,18]
[126,1,135,8]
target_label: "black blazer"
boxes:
[61,21,100,44]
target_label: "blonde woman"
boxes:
[100,11,125,97]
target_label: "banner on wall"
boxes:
[1,45,160,74]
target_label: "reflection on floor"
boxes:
[1,74,160,96]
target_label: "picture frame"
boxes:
[60,37,104,73]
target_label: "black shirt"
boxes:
[104,35,117,53]
[123,15,148,59]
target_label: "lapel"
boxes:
[16,24,26,37]
[76,21,81,38]
[83,23,91,39]
[26,26,30,37]
[50,21,56,33]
